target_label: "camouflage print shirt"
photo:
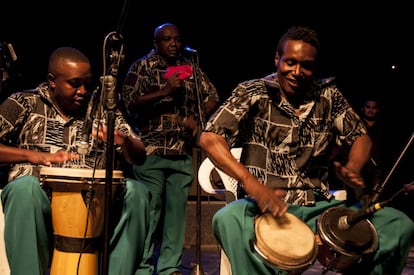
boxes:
[204,73,368,206]
[0,82,139,182]
[122,50,219,156]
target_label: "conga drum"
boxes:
[253,212,318,274]
[316,207,378,272]
[39,167,125,275]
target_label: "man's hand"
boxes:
[333,161,365,188]
[28,150,79,166]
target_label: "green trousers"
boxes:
[133,155,194,275]
[1,175,151,275]
[213,197,414,275]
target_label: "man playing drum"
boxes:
[199,25,414,274]
[0,47,151,275]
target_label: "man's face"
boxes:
[275,40,317,98]
[50,61,93,114]
[362,100,380,121]
[154,25,183,61]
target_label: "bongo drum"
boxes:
[253,212,318,274]
[316,207,378,273]
[39,167,125,275]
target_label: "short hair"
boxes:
[153,22,178,41]
[276,26,320,56]
[48,47,90,76]
[362,95,382,108]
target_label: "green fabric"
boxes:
[1,175,151,275]
[133,155,194,275]
[213,197,414,275]
[2,176,52,275]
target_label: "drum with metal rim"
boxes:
[40,167,125,275]
[316,207,378,273]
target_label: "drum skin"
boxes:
[39,167,125,275]
[254,212,318,274]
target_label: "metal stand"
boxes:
[370,132,414,204]
[191,148,204,275]
[98,1,129,273]
[187,49,205,275]
[100,32,124,275]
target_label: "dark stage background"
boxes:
[1,1,412,213]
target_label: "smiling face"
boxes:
[275,39,318,101]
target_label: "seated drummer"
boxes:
[0,46,151,275]
[198,25,414,275]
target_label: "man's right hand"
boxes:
[163,73,182,95]
[28,150,79,166]
[246,179,288,217]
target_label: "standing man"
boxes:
[199,25,414,275]
[122,22,219,275]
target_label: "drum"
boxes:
[316,207,378,273]
[39,167,125,275]
[253,212,318,274]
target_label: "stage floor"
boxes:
[179,244,414,275]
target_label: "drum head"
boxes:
[317,207,378,256]
[40,167,124,179]
[254,212,317,271]
[39,167,125,192]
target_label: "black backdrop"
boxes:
[1,1,412,206]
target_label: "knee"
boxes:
[212,208,226,239]
[4,175,42,199]
[398,211,414,237]
[378,207,414,238]
[2,175,46,211]
[390,207,414,232]
[212,206,235,234]
[124,178,150,206]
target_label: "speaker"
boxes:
[184,201,225,249]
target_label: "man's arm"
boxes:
[334,134,373,188]
[199,131,288,216]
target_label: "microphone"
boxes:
[101,75,117,111]
[337,200,388,230]
[76,89,98,155]
[183,46,197,55]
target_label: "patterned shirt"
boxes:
[204,73,368,206]
[122,50,219,155]
[0,82,139,182]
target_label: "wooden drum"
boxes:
[40,167,125,275]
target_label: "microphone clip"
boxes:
[338,200,388,230]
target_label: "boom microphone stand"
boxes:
[370,132,414,204]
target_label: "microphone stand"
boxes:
[100,32,124,275]
[188,49,205,275]
[99,1,129,273]
[370,132,414,204]
[334,132,414,233]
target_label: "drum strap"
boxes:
[54,235,101,253]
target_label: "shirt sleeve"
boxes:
[204,80,260,147]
